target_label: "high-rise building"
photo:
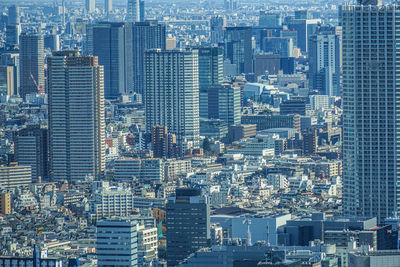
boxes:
[198,47,223,90]
[224,27,253,75]
[133,20,166,95]
[137,224,158,266]
[152,126,178,159]
[19,33,44,98]
[105,0,112,14]
[48,51,105,182]
[224,0,237,11]
[262,37,293,58]
[201,83,241,126]
[210,16,225,44]
[0,163,32,190]
[0,66,15,97]
[44,34,60,52]
[342,0,399,223]
[259,12,282,27]
[308,26,341,96]
[15,126,49,182]
[97,218,138,267]
[8,5,20,25]
[127,0,144,22]
[166,188,210,266]
[288,19,321,53]
[86,0,95,13]
[87,22,133,98]
[5,24,20,48]
[145,49,200,151]
[0,193,11,215]
[0,52,19,95]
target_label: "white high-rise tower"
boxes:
[342,0,400,222]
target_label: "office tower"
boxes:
[5,24,20,48]
[105,0,112,15]
[342,0,399,223]
[262,37,293,58]
[166,188,210,266]
[201,84,241,126]
[48,51,105,182]
[19,33,45,98]
[210,16,225,44]
[224,0,236,11]
[0,193,11,215]
[152,126,178,159]
[198,47,223,90]
[145,49,200,150]
[86,0,95,12]
[224,27,253,75]
[0,163,32,190]
[0,52,19,95]
[44,34,60,51]
[280,100,307,116]
[97,219,138,267]
[253,54,281,75]
[139,0,145,21]
[259,12,282,27]
[133,20,166,95]
[87,22,133,98]
[127,0,140,22]
[288,19,321,53]
[15,126,49,182]
[295,10,312,20]
[0,66,15,97]
[8,5,20,25]
[308,26,341,96]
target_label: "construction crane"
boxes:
[30,72,44,94]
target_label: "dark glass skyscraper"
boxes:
[19,33,44,98]
[224,27,253,75]
[166,188,210,266]
[133,20,166,95]
[87,22,133,98]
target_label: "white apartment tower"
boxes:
[48,51,105,182]
[342,0,400,222]
[145,49,200,151]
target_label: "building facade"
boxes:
[342,0,400,222]
[87,22,133,98]
[48,51,105,182]
[166,188,210,266]
[145,49,200,150]
[19,33,44,98]
[97,219,138,267]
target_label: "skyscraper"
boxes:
[5,24,20,48]
[166,188,210,266]
[342,0,399,222]
[19,33,44,98]
[86,0,95,13]
[210,16,225,44]
[127,0,144,22]
[224,27,253,75]
[48,51,105,182]
[308,26,341,96]
[97,218,138,267]
[145,49,200,151]
[105,0,112,16]
[87,22,133,98]
[8,5,20,25]
[15,126,49,182]
[198,47,223,90]
[133,20,166,95]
